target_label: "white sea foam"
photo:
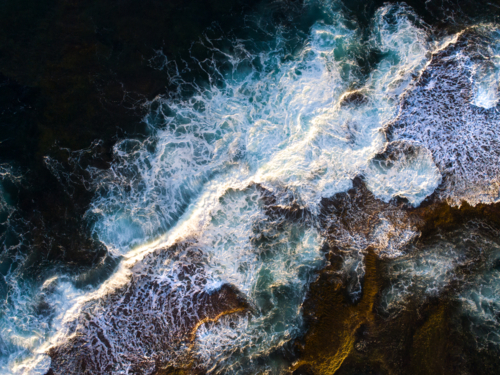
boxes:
[43,184,323,374]
[193,188,323,374]
[0,277,84,375]
[380,223,500,353]
[381,239,463,314]
[457,238,500,351]
[365,141,442,206]
[6,2,499,373]
[87,2,434,257]
[58,6,435,371]
[388,25,500,206]
[39,4,438,372]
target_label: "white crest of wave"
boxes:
[0,276,84,375]
[88,3,434,255]
[3,3,458,373]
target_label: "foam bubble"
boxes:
[365,141,442,206]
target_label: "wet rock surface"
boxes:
[386,29,500,206]
[339,90,368,107]
[47,242,249,375]
[294,179,500,375]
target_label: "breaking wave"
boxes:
[1,1,500,374]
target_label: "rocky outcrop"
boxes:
[47,242,248,375]
[386,29,500,206]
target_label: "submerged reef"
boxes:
[43,178,500,375]
[294,183,500,375]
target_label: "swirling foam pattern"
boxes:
[2,2,500,374]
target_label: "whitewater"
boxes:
[1,1,500,374]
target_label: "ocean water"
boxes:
[0,0,500,374]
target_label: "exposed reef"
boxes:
[339,90,369,108]
[385,28,500,206]
[47,242,249,375]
